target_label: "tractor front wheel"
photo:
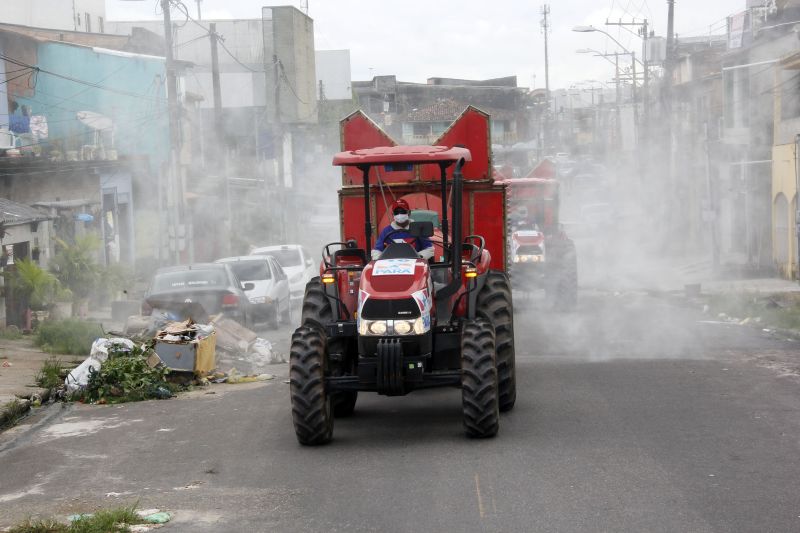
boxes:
[476,270,516,412]
[461,318,499,438]
[289,326,333,445]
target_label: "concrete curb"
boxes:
[0,388,55,430]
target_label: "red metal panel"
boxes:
[339,111,416,185]
[470,188,507,271]
[421,106,492,182]
[340,193,375,249]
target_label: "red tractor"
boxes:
[498,160,578,310]
[289,108,515,445]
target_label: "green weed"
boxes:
[8,504,145,533]
[35,320,104,355]
[35,357,65,390]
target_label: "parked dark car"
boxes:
[142,263,254,327]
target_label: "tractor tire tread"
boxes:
[289,326,333,445]
[461,318,500,438]
[476,270,516,412]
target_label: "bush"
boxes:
[35,319,104,355]
[81,343,171,404]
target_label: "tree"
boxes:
[50,235,102,316]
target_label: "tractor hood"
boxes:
[360,258,429,300]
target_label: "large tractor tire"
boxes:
[300,277,358,417]
[289,326,333,445]
[476,270,516,412]
[545,238,578,312]
[461,318,500,438]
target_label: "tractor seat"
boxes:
[333,247,367,266]
[379,242,419,260]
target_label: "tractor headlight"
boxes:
[358,317,430,336]
[393,320,412,335]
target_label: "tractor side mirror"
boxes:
[409,221,434,238]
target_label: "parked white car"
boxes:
[250,244,316,302]
[215,255,291,328]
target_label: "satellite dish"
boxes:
[76,111,113,131]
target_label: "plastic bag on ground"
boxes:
[250,338,285,365]
[65,338,135,392]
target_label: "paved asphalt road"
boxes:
[1,291,799,532]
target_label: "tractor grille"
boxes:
[517,245,543,255]
[361,298,420,319]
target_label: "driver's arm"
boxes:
[417,236,434,260]
[371,226,389,260]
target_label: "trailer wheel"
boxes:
[301,277,357,417]
[476,270,516,412]
[461,318,499,438]
[546,239,578,311]
[289,326,333,445]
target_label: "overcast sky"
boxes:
[107,0,739,89]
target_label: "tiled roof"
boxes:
[405,99,516,122]
[0,198,51,226]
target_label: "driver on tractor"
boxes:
[371,199,434,260]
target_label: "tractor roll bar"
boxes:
[434,157,466,302]
[359,165,372,252]
[439,162,449,255]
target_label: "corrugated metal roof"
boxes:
[0,198,51,225]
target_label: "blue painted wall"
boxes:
[15,42,168,168]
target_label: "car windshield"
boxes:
[263,249,302,267]
[228,261,271,282]
[152,269,227,292]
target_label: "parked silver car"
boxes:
[249,244,316,302]
[215,255,291,329]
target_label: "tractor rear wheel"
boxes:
[301,277,334,328]
[546,238,578,311]
[461,318,499,438]
[289,326,333,445]
[476,270,516,412]
[301,277,357,417]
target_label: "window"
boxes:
[99,16,105,34]
[85,13,91,33]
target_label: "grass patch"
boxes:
[8,504,146,533]
[35,319,104,355]
[0,399,29,428]
[708,292,800,331]
[0,327,23,340]
[35,357,65,390]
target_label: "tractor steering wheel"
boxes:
[381,229,413,249]
[463,235,485,264]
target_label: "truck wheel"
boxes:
[289,326,333,445]
[461,318,499,438]
[546,239,578,311]
[476,270,516,412]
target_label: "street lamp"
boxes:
[572,25,644,68]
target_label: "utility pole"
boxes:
[615,52,621,151]
[209,23,222,135]
[161,0,183,264]
[540,4,551,153]
[209,22,231,255]
[273,54,287,242]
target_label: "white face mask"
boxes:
[394,214,409,225]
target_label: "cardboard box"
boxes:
[155,331,216,375]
